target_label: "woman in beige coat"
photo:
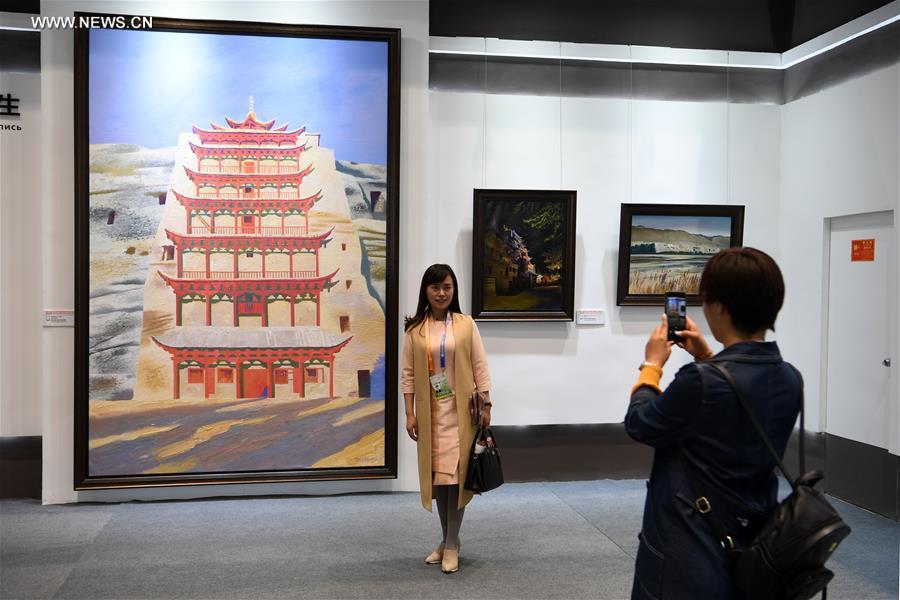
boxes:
[401,264,492,574]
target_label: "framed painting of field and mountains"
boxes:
[616,204,744,306]
[472,189,577,321]
[74,15,400,489]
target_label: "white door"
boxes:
[824,211,894,448]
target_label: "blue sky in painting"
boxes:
[89,29,388,164]
[633,215,732,238]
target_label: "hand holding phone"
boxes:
[665,292,686,342]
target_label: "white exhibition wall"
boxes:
[779,65,900,454]
[429,91,781,425]
[0,69,42,437]
[15,0,898,503]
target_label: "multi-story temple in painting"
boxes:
[150,102,356,401]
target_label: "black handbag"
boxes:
[683,362,851,600]
[464,426,504,493]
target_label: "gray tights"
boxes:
[433,484,465,550]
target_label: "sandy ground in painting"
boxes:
[89,395,385,475]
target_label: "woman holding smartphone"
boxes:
[401,264,492,574]
[626,247,802,599]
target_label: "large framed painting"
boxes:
[472,189,577,321]
[74,15,400,488]
[616,204,745,306]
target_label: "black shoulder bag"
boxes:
[682,362,851,600]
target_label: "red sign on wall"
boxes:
[851,239,875,262]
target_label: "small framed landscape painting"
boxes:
[472,189,577,321]
[616,204,745,306]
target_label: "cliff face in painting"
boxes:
[86,29,389,476]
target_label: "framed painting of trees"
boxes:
[472,189,576,321]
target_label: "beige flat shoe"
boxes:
[425,543,445,564]
[441,547,459,573]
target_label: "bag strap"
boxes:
[679,451,737,551]
[707,362,800,488]
[789,364,806,475]
[482,426,497,447]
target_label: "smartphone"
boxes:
[665,292,686,342]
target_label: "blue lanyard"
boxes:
[426,313,451,373]
[439,313,449,369]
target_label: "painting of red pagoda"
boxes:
[75,19,399,487]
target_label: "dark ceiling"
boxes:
[2,0,893,54]
[430,0,895,53]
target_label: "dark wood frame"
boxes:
[616,203,744,306]
[472,189,577,321]
[74,14,400,489]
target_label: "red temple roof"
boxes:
[188,140,310,156]
[164,227,334,250]
[182,164,314,185]
[193,124,304,135]
[225,112,278,130]
[157,269,340,295]
[170,189,323,213]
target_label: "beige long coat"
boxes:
[408,313,478,511]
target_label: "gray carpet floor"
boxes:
[1,481,897,599]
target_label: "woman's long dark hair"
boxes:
[404,264,462,332]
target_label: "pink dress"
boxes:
[401,315,491,485]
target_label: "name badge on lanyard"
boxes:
[426,314,454,401]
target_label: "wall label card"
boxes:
[575,309,606,326]
[44,309,75,327]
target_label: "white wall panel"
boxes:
[561,97,629,314]
[484,95,562,190]
[728,104,781,256]
[428,91,485,293]
[630,100,728,204]
[0,72,42,437]
[779,65,900,445]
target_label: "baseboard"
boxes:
[784,430,898,519]
[821,434,899,520]
[783,429,827,475]
[491,424,653,482]
[0,436,41,499]
[8,428,896,518]
[494,424,899,520]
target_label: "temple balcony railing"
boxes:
[189,226,309,236]
[198,165,241,174]
[258,165,299,174]
[195,165,299,174]
[181,270,318,280]
[194,191,299,201]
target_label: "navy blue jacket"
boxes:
[626,341,802,600]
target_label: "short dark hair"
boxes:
[404,264,462,332]
[698,247,785,334]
